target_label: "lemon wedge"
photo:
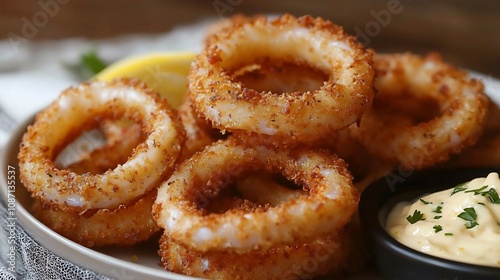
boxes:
[95,52,196,108]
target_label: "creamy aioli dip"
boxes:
[386,172,500,267]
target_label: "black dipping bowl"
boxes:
[359,167,500,280]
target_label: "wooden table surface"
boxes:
[1,0,499,77]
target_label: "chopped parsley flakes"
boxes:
[406,209,425,224]
[433,225,443,233]
[485,188,500,204]
[457,207,479,229]
[433,205,443,213]
[450,181,468,196]
[420,198,432,205]
[463,184,500,204]
[465,185,488,195]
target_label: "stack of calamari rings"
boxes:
[154,14,489,279]
[153,14,373,279]
[16,12,490,280]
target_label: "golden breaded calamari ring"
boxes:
[158,166,352,279]
[189,14,374,145]
[352,53,489,169]
[153,138,358,253]
[18,78,184,211]
[33,120,159,247]
[158,230,350,280]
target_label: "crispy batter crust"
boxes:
[33,121,159,247]
[189,14,375,146]
[159,230,350,280]
[153,138,358,253]
[18,78,185,211]
[352,53,489,170]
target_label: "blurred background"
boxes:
[0,0,499,77]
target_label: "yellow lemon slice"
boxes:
[95,52,196,108]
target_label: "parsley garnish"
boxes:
[457,207,479,229]
[463,185,500,204]
[485,189,500,204]
[420,198,432,205]
[65,49,108,81]
[433,206,443,214]
[433,225,443,233]
[444,233,453,236]
[406,210,425,224]
[465,185,488,195]
[434,215,442,219]
[450,182,468,196]
[81,50,107,75]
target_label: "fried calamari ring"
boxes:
[189,14,374,144]
[352,53,489,169]
[18,78,184,211]
[181,56,331,154]
[33,122,159,247]
[158,231,350,280]
[159,175,351,279]
[153,138,358,253]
